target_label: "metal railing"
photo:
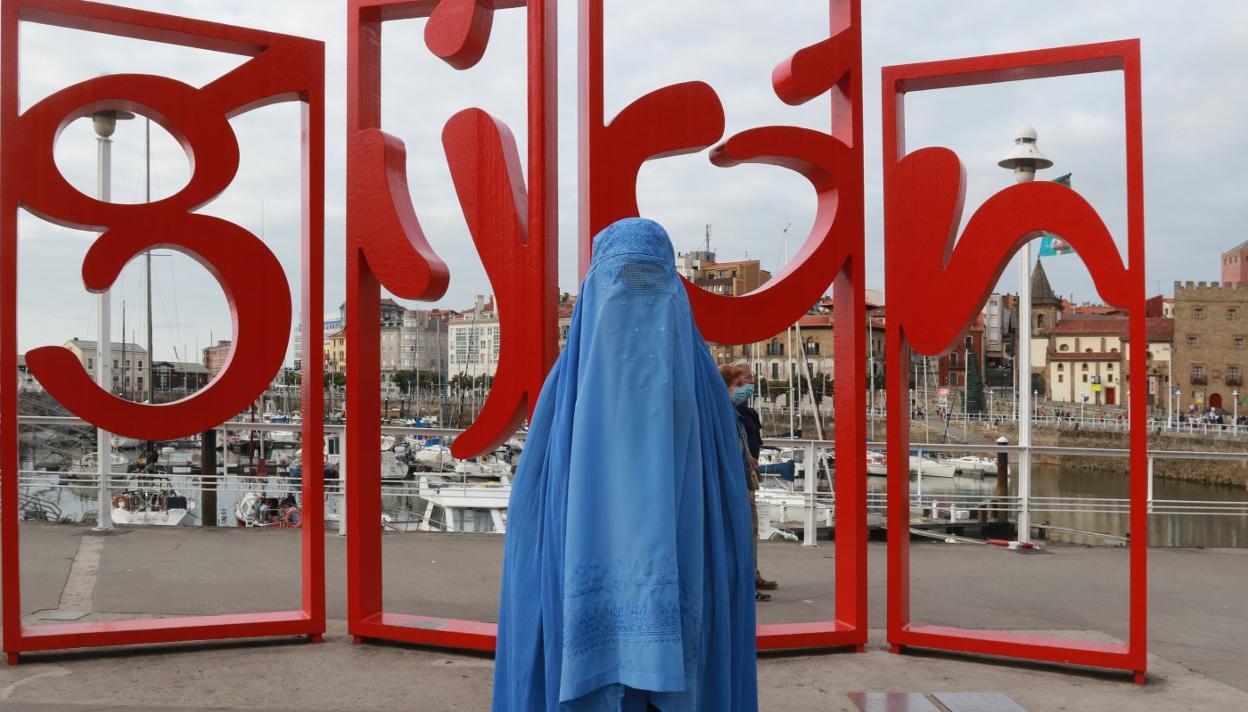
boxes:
[12,418,1248,542]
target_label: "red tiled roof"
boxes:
[1144,317,1174,342]
[797,314,833,328]
[1051,315,1128,335]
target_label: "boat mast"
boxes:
[145,117,153,404]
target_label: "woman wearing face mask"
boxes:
[720,364,772,602]
[728,361,778,594]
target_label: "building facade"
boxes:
[447,296,500,382]
[65,337,148,396]
[324,330,346,374]
[151,360,212,397]
[1221,241,1248,285]
[1045,315,1126,405]
[202,340,231,375]
[1172,281,1248,412]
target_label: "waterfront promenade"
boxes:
[2,524,1246,710]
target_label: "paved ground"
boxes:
[2,523,1246,711]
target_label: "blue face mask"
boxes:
[731,384,754,405]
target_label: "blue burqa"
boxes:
[492,218,758,711]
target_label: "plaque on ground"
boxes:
[848,692,942,712]
[933,692,1029,712]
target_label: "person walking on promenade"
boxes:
[730,360,778,593]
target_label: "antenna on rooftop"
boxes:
[704,223,711,252]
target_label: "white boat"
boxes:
[235,491,301,528]
[866,451,888,477]
[413,441,456,470]
[110,476,196,526]
[950,455,998,475]
[381,448,409,480]
[414,476,511,533]
[159,446,200,474]
[909,455,956,478]
[452,455,512,479]
[66,451,129,478]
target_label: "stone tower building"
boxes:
[1030,260,1063,336]
[1172,281,1248,413]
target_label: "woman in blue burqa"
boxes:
[492,218,758,711]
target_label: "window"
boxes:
[1237,336,1245,349]
[1036,314,1045,329]
[1082,364,1089,371]
[1060,343,1070,351]
[1229,308,1238,320]
[1108,363,1115,370]
[1082,374,1088,383]
[1058,374,1064,383]
[950,353,959,368]
[771,362,779,380]
[1057,363,1065,371]
[1194,307,1205,318]
[138,360,143,369]
[1193,365,1205,379]
[1230,366,1241,380]
[87,358,93,369]
[1188,335,1197,347]
[1107,374,1114,383]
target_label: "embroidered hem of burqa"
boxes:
[491,218,759,711]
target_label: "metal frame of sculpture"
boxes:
[579,0,868,652]
[0,0,1151,682]
[344,0,557,651]
[0,0,326,663]
[881,40,1148,683]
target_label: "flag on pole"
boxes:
[1038,173,1075,256]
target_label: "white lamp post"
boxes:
[999,126,1052,545]
[91,108,133,532]
[1234,390,1240,435]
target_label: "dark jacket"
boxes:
[735,402,762,459]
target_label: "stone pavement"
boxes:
[1,524,1246,711]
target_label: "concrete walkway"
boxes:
[2,524,1246,711]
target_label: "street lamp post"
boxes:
[91,108,132,532]
[998,126,1053,545]
[1234,390,1240,435]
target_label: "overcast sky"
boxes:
[11,1,1248,363]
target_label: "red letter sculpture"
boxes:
[580,0,868,651]
[881,41,1147,682]
[345,0,556,651]
[0,0,326,662]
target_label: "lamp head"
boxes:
[998,125,1053,183]
[92,109,136,138]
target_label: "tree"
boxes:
[281,369,301,386]
[809,372,833,404]
[323,371,345,389]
